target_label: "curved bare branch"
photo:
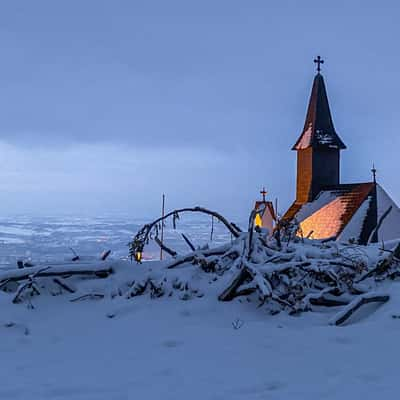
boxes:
[129,206,241,260]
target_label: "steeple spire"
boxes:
[292,59,346,151]
[292,58,347,203]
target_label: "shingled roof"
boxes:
[285,183,377,243]
[292,73,346,151]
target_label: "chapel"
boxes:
[281,57,400,244]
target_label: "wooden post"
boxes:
[160,194,165,261]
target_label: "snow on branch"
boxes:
[1,206,399,327]
[0,263,113,285]
[128,206,242,261]
[329,292,390,326]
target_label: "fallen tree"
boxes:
[0,263,113,285]
[0,205,398,326]
[0,256,114,305]
[125,205,399,320]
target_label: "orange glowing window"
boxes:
[254,213,262,228]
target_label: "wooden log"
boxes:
[231,222,242,233]
[53,278,76,293]
[0,279,11,290]
[330,293,390,326]
[70,293,104,302]
[181,233,196,252]
[166,246,230,269]
[218,267,251,301]
[309,297,349,307]
[0,265,113,286]
[166,255,196,269]
[69,247,80,262]
[12,282,33,304]
[234,287,256,298]
[154,237,177,257]
[100,250,111,261]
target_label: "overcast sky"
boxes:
[0,0,399,220]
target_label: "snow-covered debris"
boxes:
[1,210,399,327]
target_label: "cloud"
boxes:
[0,140,295,218]
[0,0,399,218]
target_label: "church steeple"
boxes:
[293,57,346,203]
[292,68,346,151]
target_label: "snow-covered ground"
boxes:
[1,215,400,400]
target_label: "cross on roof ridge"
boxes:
[260,187,267,202]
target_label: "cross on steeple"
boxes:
[371,163,377,183]
[314,56,324,73]
[260,187,267,202]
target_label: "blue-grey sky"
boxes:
[0,0,399,220]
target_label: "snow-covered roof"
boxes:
[287,183,400,244]
[287,183,376,242]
